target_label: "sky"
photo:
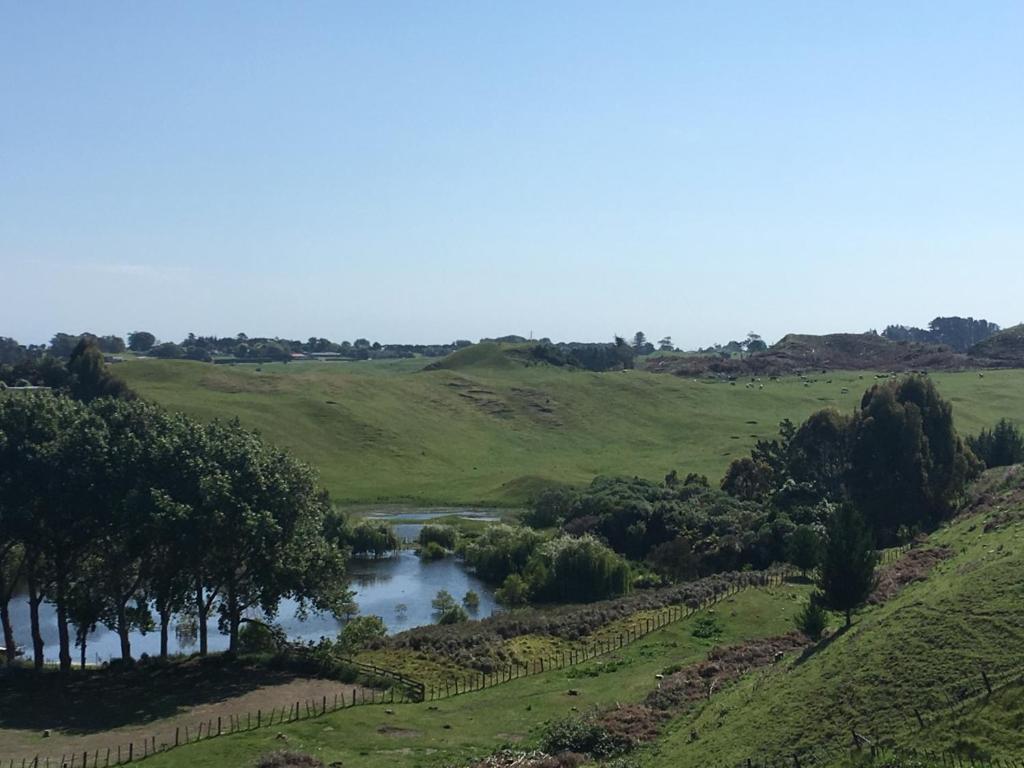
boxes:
[2,2,1022,348]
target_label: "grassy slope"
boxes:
[123,585,811,768]
[117,359,1024,506]
[640,467,1024,768]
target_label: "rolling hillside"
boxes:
[53,466,1024,768]
[641,466,1024,767]
[117,357,1024,505]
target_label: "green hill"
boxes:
[640,466,1024,767]
[422,342,532,371]
[116,359,1024,506]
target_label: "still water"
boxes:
[8,509,500,663]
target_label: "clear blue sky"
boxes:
[3,2,1022,347]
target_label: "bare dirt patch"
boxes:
[0,669,375,763]
[868,546,954,605]
[643,632,809,713]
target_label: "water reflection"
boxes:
[8,512,499,662]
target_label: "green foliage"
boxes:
[540,712,627,758]
[721,457,773,500]
[848,375,978,542]
[691,615,723,640]
[417,524,457,550]
[787,525,823,574]
[127,331,156,352]
[436,604,469,624]
[431,590,457,615]
[494,573,530,606]
[794,596,827,640]
[339,615,387,651]
[238,622,286,655]
[968,418,1024,468]
[522,488,575,529]
[563,475,813,575]
[66,338,135,402]
[819,504,878,626]
[462,590,480,611]
[463,524,544,583]
[418,540,447,560]
[350,521,399,558]
[0,393,350,670]
[647,537,698,582]
[529,535,632,603]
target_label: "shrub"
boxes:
[540,713,625,758]
[523,489,575,529]
[340,615,387,651]
[794,597,827,640]
[464,524,543,583]
[528,535,631,603]
[350,521,398,558]
[418,524,457,550]
[437,605,469,625]
[419,541,447,560]
[690,615,722,640]
[238,622,286,655]
[431,590,457,615]
[463,590,481,611]
[495,574,531,607]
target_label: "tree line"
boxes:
[882,316,1000,352]
[0,390,349,672]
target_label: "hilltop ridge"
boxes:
[648,330,1024,377]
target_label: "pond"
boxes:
[6,508,501,663]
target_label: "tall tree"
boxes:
[67,338,135,402]
[818,504,877,627]
[847,375,978,543]
[127,331,156,352]
[968,419,1024,468]
[201,420,348,653]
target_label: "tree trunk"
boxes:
[845,607,852,627]
[159,606,171,659]
[0,598,15,665]
[227,586,240,654]
[116,601,132,661]
[80,636,87,670]
[196,582,208,656]
[27,577,44,671]
[55,580,72,674]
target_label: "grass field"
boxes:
[84,585,810,768]
[116,354,1024,505]
[638,466,1024,767]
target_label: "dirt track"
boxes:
[0,676,375,763]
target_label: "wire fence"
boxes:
[4,544,917,768]
[731,664,1024,768]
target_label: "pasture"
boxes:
[116,357,1024,505]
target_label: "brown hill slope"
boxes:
[647,332,973,377]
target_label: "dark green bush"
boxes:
[540,713,625,758]
[418,524,457,550]
[794,596,827,640]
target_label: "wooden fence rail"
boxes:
[7,553,894,768]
